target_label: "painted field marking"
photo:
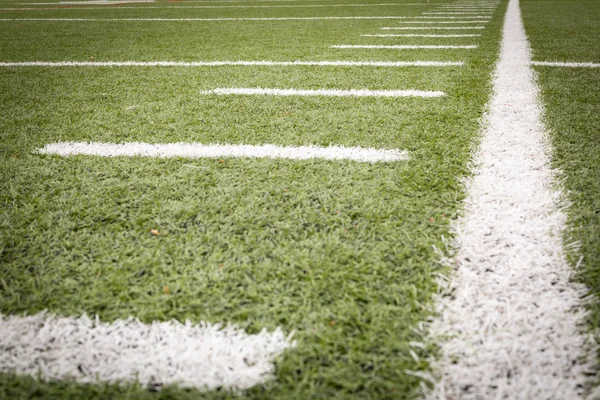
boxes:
[0,3,444,9]
[422,12,493,14]
[201,87,445,98]
[0,60,465,67]
[361,34,481,37]
[39,142,410,162]
[0,312,295,390]
[531,61,600,68]
[332,45,477,49]
[0,16,488,21]
[385,20,489,23]
[380,26,486,29]
[426,0,594,398]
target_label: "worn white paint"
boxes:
[201,87,445,97]
[0,60,465,67]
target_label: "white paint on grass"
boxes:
[0,3,450,8]
[201,87,445,97]
[0,312,294,390]
[0,16,483,21]
[39,142,410,163]
[531,61,600,68]
[384,20,489,23]
[332,45,477,49]
[0,60,465,67]
[380,26,486,29]
[426,0,595,398]
[361,34,481,37]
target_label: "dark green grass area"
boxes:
[522,0,600,381]
[0,1,505,398]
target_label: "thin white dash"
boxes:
[388,20,489,23]
[0,312,295,391]
[201,87,445,98]
[427,0,594,398]
[0,60,465,67]
[422,12,493,14]
[39,142,410,162]
[361,34,481,37]
[530,61,600,68]
[332,45,477,49]
[381,26,486,30]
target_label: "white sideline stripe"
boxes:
[0,16,485,21]
[332,45,477,49]
[361,34,481,37]
[0,60,465,67]
[531,61,600,68]
[201,87,445,98]
[426,0,594,398]
[39,142,410,162]
[381,26,485,29]
[0,312,295,390]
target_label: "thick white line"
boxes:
[426,0,594,398]
[0,16,486,21]
[0,60,465,67]
[381,26,485,29]
[361,34,481,37]
[39,142,410,162]
[531,61,600,68]
[332,45,477,49]
[0,312,294,390]
[201,87,445,98]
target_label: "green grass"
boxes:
[522,0,600,378]
[0,0,505,398]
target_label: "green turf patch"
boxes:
[0,1,505,398]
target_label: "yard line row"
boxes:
[0,60,466,67]
[0,312,295,391]
[39,142,410,162]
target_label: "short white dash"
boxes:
[530,61,600,68]
[332,45,477,49]
[201,87,445,98]
[0,312,294,391]
[361,34,481,37]
[39,142,410,162]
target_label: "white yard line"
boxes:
[0,60,465,67]
[361,34,481,37]
[422,12,493,14]
[0,3,448,8]
[531,61,600,68]
[385,20,489,23]
[332,45,477,49]
[0,16,488,21]
[39,142,410,162]
[201,87,445,97]
[425,0,594,398]
[380,26,486,29]
[0,312,295,390]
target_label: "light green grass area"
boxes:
[522,0,600,377]
[0,1,505,398]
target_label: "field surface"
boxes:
[0,0,598,398]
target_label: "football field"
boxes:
[0,0,598,398]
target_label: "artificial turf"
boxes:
[0,0,505,398]
[522,0,600,381]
